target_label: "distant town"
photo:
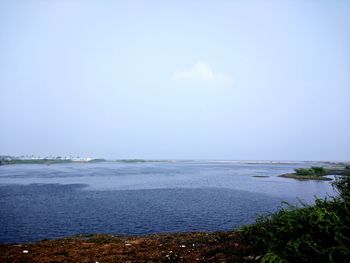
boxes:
[0,155,105,165]
[0,156,174,165]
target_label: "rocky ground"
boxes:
[0,231,259,263]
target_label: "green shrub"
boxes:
[294,168,315,176]
[344,166,350,176]
[294,167,326,177]
[240,175,350,262]
[310,166,327,176]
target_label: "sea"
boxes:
[0,161,335,243]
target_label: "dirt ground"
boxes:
[0,231,260,262]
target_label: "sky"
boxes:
[0,0,349,161]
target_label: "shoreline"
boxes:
[0,231,256,263]
[278,173,333,181]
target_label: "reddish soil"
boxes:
[0,231,259,262]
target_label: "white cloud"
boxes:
[172,61,232,86]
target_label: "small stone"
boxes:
[180,245,186,248]
[22,250,29,254]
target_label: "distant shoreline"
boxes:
[0,158,106,166]
[1,157,349,166]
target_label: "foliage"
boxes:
[240,175,350,262]
[310,166,327,175]
[294,166,326,177]
[294,168,315,176]
[344,166,350,176]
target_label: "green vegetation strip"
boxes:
[279,166,350,181]
[240,172,350,262]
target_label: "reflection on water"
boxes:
[0,161,335,243]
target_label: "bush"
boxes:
[344,166,350,176]
[310,166,327,176]
[240,175,350,262]
[294,167,326,177]
[294,168,315,176]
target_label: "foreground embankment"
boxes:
[0,231,257,263]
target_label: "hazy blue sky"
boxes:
[1,0,349,161]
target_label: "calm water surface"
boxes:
[0,161,335,243]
